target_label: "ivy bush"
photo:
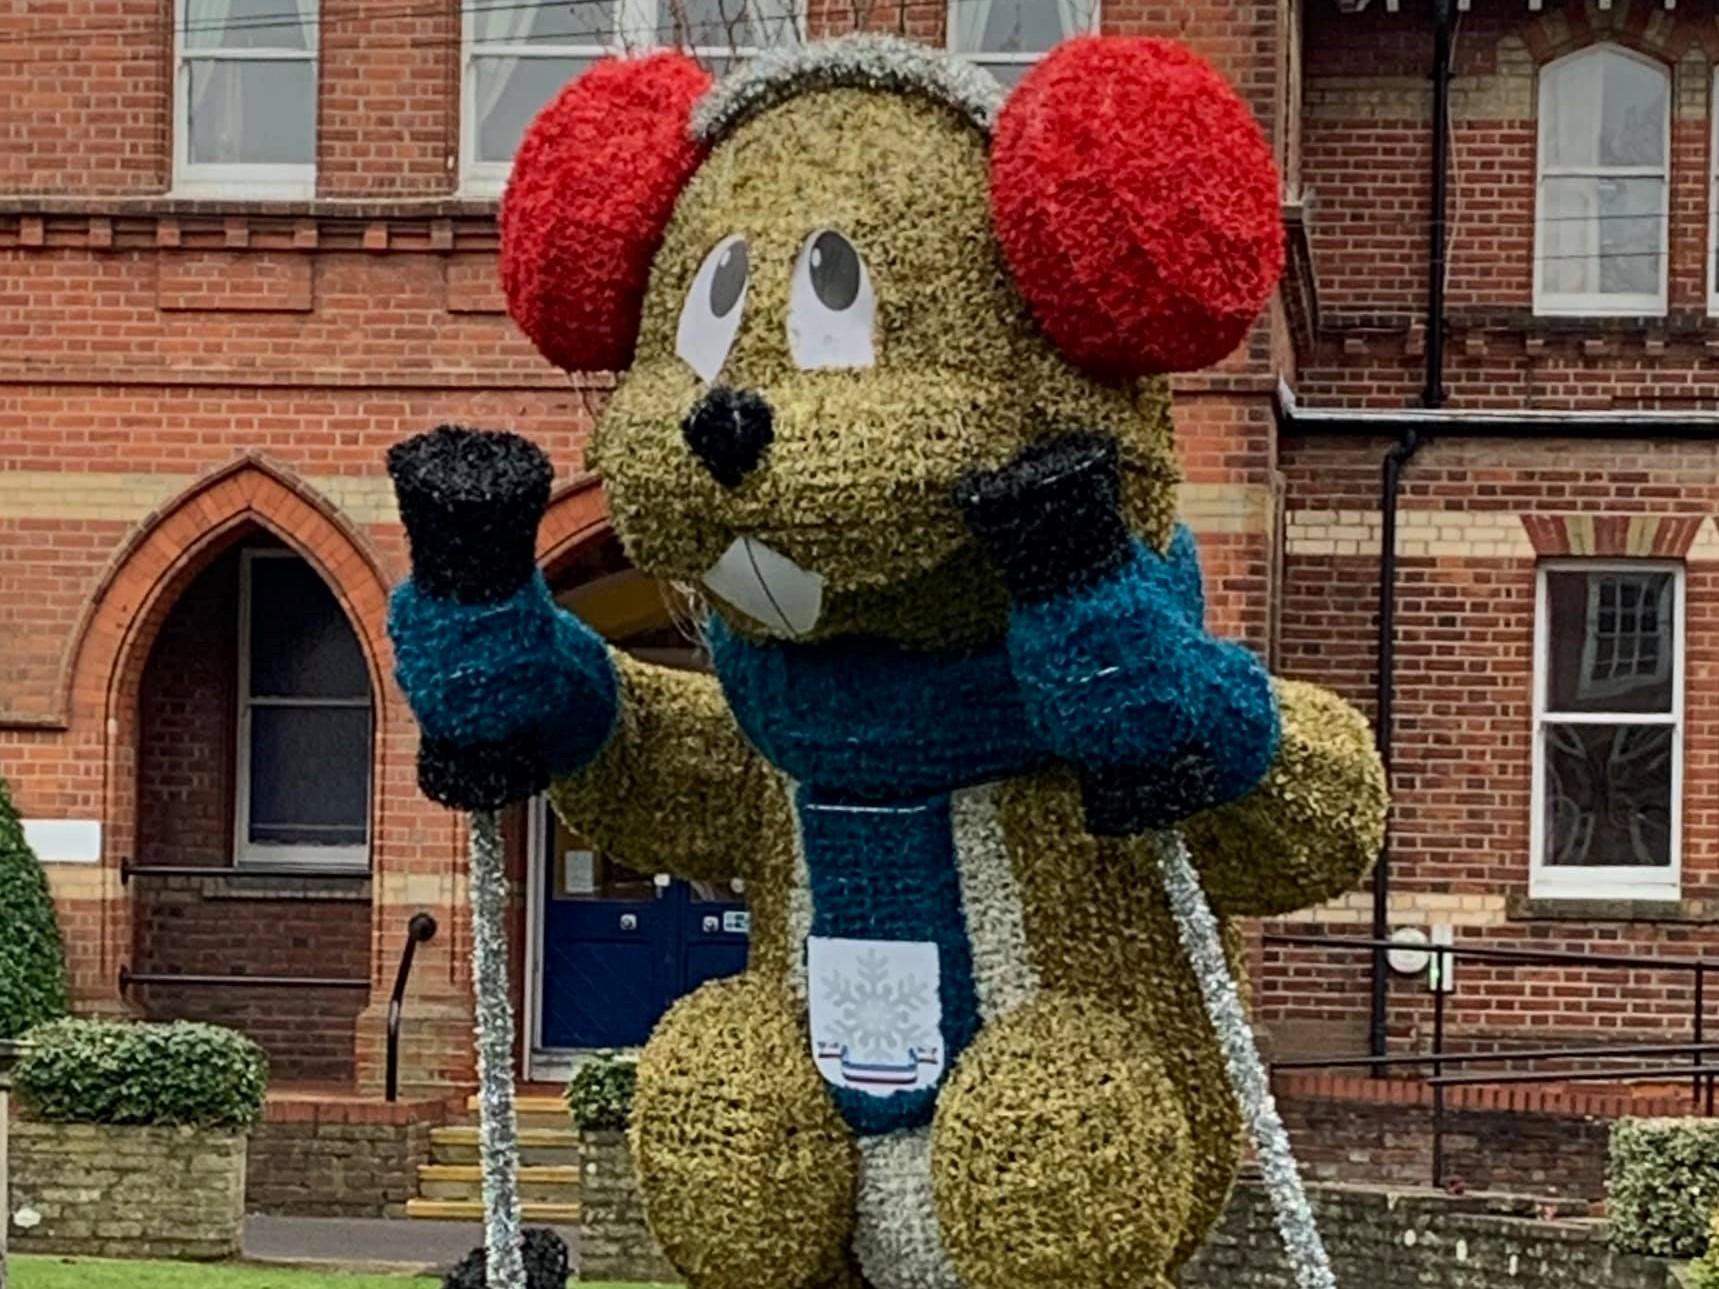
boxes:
[17,1019,268,1129]
[1608,1117,1719,1258]
[0,777,68,1040]
[566,1050,637,1131]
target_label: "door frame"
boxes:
[523,795,574,1084]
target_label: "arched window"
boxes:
[1535,45,1669,316]
[235,549,372,870]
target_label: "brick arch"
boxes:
[1523,6,1696,66]
[536,473,614,584]
[65,454,393,733]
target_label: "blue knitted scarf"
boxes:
[706,618,1050,799]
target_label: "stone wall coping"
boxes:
[262,1093,464,1127]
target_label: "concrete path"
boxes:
[243,1215,581,1276]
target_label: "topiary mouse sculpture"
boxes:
[387,33,1387,1289]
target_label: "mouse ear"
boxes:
[500,52,714,373]
[989,36,1284,379]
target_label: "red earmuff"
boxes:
[989,37,1285,379]
[500,52,713,373]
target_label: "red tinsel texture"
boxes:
[500,52,712,373]
[990,36,1285,379]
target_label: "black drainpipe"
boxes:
[1370,0,1451,1071]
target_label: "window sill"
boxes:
[1508,894,1712,924]
[0,193,500,220]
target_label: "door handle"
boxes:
[619,914,638,931]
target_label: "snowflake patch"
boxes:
[808,937,944,1097]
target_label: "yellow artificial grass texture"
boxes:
[9,1258,678,1289]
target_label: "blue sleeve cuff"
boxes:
[388,572,619,776]
[1006,526,1279,819]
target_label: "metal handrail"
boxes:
[385,913,439,1103]
[1265,930,1719,1188]
[1265,931,1719,974]
[1272,1040,1719,1072]
[121,857,372,885]
[119,966,368,990]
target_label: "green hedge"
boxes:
[566,1051,636,1131]
[1608,1117,1719,1257]
[0,777,68,1040]
[17,1019,268,1130]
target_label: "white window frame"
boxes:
[234,549,371,872]
[172,0,319,199]
[1530,560,1683,901]
[946,0,1100,83]
[1533,44,1669,318]
[1709,67,1719,314]
[460,0,805,196]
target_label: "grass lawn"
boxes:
[10,1256,670,1289]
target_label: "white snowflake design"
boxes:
[807,937,945,1096]
[822,949,935,1059]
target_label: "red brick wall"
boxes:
[1266,2,1719,1062]
[1301,2,1719,408]
[1268,430,1719,1055]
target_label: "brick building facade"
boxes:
[9,0,1702,1100]
[1268,0,1719,1064]
[0,0,1289,1093]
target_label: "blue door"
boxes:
[538,808,749,1050]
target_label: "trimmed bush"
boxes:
[0,776,68,1040]
[17,1019,268,1129]
[566,1050,637,1131]
[1608,1117,1719,1257]
[1690,1209,1719,1289]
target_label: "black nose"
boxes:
[682,386,774,489]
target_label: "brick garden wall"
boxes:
[8,1120,247,1260]
[246,1095,453,1218]
[1184,1177,1667,1289]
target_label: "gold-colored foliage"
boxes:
[630,974,860,1289]
[1181,677,1388,917]
[591,87,1177,649]
[931,994,1192,1289]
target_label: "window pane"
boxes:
[1541,49,1666,169]
[473,56,591,164]
[1542,722,1672,868]
[1544,570,1675,714]
[653,0,797,48]
[1598,51,1667,167]
[469,0,616,47]
[248,706,369,848]
[976,0,1088,53]
[1539,176,1662,299]
[184,0,315,52]
[249,558,368,699]
[187,59,316,166]
[970,60,1034,90]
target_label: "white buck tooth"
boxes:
[701,536,826,639]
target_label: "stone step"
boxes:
[464,1094,568,1131]
[405,1198,583,1223]
[416,1164,582,1204]
[429,1125,581,1167]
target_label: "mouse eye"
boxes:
[677,234,749,382]
[787,229,876,370]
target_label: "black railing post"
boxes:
[1697,965,1707,1112]
[1432,945,1448,1189]
[386,912,439,1103]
